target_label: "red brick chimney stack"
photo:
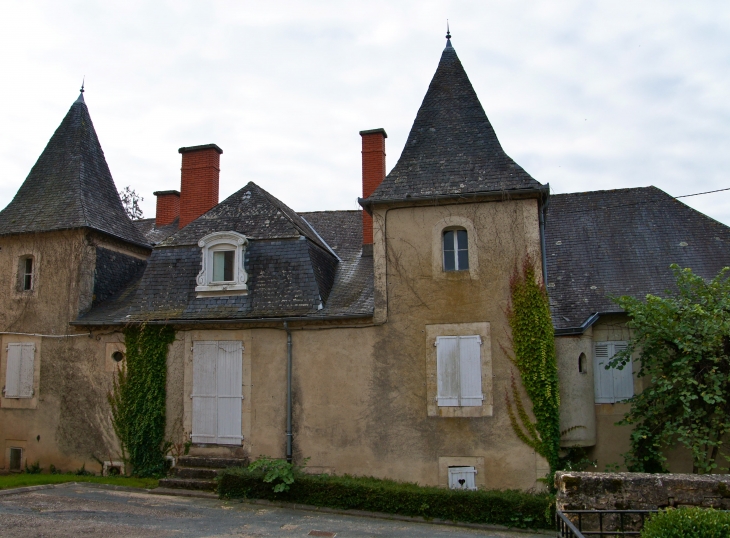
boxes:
[178,144,223,229]
[153,190,180,227]
[359,128,387,247]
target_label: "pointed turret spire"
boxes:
[76,77,85,103]
[364,37,542,204]
[0,93,149,247]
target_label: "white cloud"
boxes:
[0,1,728,224]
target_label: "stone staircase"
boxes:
[159,456,248,492]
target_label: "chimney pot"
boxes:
[178,144,223,228]
[359,128,387,247]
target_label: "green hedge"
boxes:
[641,507,730,538]
[218,468,554,530]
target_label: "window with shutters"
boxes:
[436,335,483,407]
[448,466,477,490]
[192,341,243,445]
[195,231,249,297]
[593,341,633,403]
[3,343,35,399]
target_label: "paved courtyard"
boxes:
[0,484,548,538]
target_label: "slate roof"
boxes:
[134,218,180,245]
[0,94,149,248]
[76,204,373,325]
[365,40,543,204]
[546,186,730,331]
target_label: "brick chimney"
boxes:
[178,144,223,228]
[359,128,387,250]
[153,190,180,226]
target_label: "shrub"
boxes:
[641,507,730,538]
[218,468,553,530]
[75,463,94,476]
[24,461,42,474]
[247,456,308,493]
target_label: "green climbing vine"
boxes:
[109,324,176,477]
[505,257,561,481]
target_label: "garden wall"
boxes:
[555,472,730,511]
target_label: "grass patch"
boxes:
[219,467,554,530]
[0,473,158,490]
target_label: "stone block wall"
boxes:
[556,471,730,511]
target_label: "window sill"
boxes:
[195,283,248,298]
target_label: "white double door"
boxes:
[192,341,243,445]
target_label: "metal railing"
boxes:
[557,509,658,538]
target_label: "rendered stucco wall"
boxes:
[556,330,596,446]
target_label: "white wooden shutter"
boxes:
[192,342,218,443]
[593,342,614,403]
[448,466,477,490]
[459,335,483,406]
[18,344,35,398]
[436,337,460,406]
[216,341,243,445]
[5,344,22,398]
[611,342,633,401]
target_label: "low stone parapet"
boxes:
[555,471,730,511]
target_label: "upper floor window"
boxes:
[594,341,633,403]
[443,228,469,271]
[195,231,249,297]
[19,256,34,291]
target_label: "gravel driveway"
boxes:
[0,483,549,538]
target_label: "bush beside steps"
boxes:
[218,467,554,530]
[641,507,730,538]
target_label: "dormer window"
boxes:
[196,231,249,297]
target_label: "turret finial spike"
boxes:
[446,20,451,40]
[80,76,85,94]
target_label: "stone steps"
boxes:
[158,454,248,493]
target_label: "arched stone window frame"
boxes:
[195,231,249,297]
[431,216,479,280]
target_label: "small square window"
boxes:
[448,466,477,490]
[9,448,22,471]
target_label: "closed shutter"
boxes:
[459,335,483,406]
[5,343,34,399]
[594,342,614,403]
[436,337,460,406]
[216,341,243,445]
[612,342,633,401]
[18,344,34,398]
[192,342,218,443]
[5,344,22,398]
[448,466,477,490]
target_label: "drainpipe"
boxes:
[539,193,549,287]
[284,321,293,463]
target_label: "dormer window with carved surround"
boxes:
[195,231,249,297]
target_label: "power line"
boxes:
[676,187,730,198]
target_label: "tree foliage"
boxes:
[119,186,144,220]
[612,265,730,474]
[505,258,561,479]
[108,324,175,477]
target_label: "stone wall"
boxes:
[556,471,730,511]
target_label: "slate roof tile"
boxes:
[365,41,542,204]
[546,186,730,330]
[0,94,150,248]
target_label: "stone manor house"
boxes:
[1,36,729,489]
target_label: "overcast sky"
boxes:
[1,1,729,226]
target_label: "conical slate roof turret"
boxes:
[0,92,150,247]
[366,38,543,203]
